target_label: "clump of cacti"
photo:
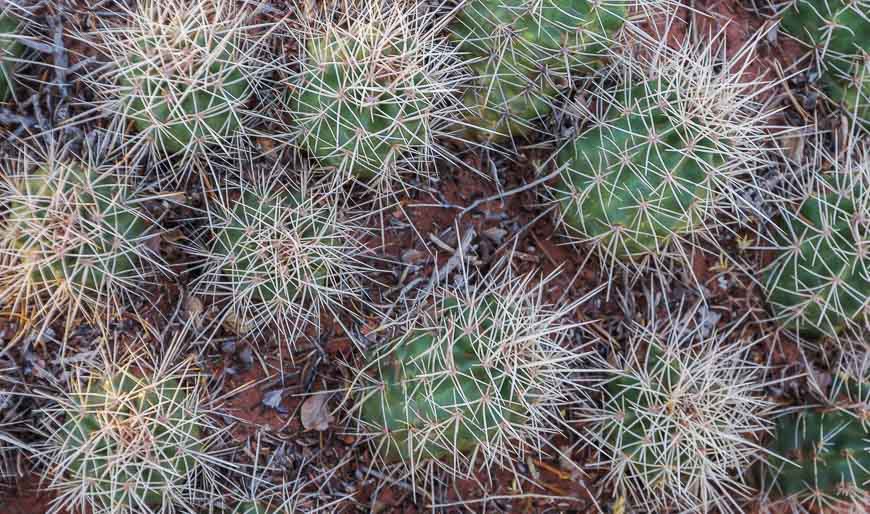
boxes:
[191,172,370,340]
[0,143,165,328]
[551,42,772,267]
[88,0,271,175]
[285,1,458,188]
[762,148,869,340]
[761,352,869,511]
[584,306,772,513]
[35,337,226,514]
[0,9,23,102]
[448,0,628,143]
[350,263,595,475]
[777,0,869,127]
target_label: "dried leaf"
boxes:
[300,393,333,432]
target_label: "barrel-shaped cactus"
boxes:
[0,11,23,102]
[762,152,869,340]
[551,42,773,267]
[352,264,593,475]
[0,148,164,325]
[777,0,869,127]
[36,342,222,514]
[89,0,269,173]
[285,2,456,187]
[584,311,772,513]
[449,0,627,143]
[191,174,369,340]
[554,82,714,260]
[763,353,869,511]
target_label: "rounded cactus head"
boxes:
[348,260,599,478]
[761,352,869,512]
[583,303,773,513]
[284,0,461,192]
[34,327,230,514]
[448,0,630,143]
[550,40,776,272]
[87,0,273,179]
[762,145,869,341]
[190,169,373,341]
[0,141,167,330]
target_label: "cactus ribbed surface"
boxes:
[449,0,626,142]
[0,160,160,321]
[764,357,869,509]
[92,0,265,168]
[118,36,252,155]
[54,368,204,512]
[359,297,527,464]
[763,162,869,339]
[778,0,870,126]
[292,33,428,179]
[554,82,718,259]
[0,13,22,102]
[354,269,587,475]
[193,177,366,339]
[586,315,771,513]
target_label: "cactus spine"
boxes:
[552,42,774,267]
[89,0,270,174]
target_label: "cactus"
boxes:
[448,0,628,143]
[762,150,869,339]
[585,308,772,513]
[286,1,457,186]
[777,0,870,126]
[191,173,370,340]
[88,0,269,170]
[551,42,773,267]
[0,145,165,326]
[825,56,869,129]
[351,263,594,475]
[762,353,869,511]
[35,338,224,514]
[0,11,23,102]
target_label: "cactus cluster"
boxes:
[448,0,627,143]
[762,353,869,511]
[0,144,165,327]
[584,308,772,513]
[351,265,592,475]
[36,341,222,514]
[777,0,870,127]
[762,149,869,340]
[0,9,23,103]
[191,172,370,340]
[285,1,457,188]
[89,0,270,175]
